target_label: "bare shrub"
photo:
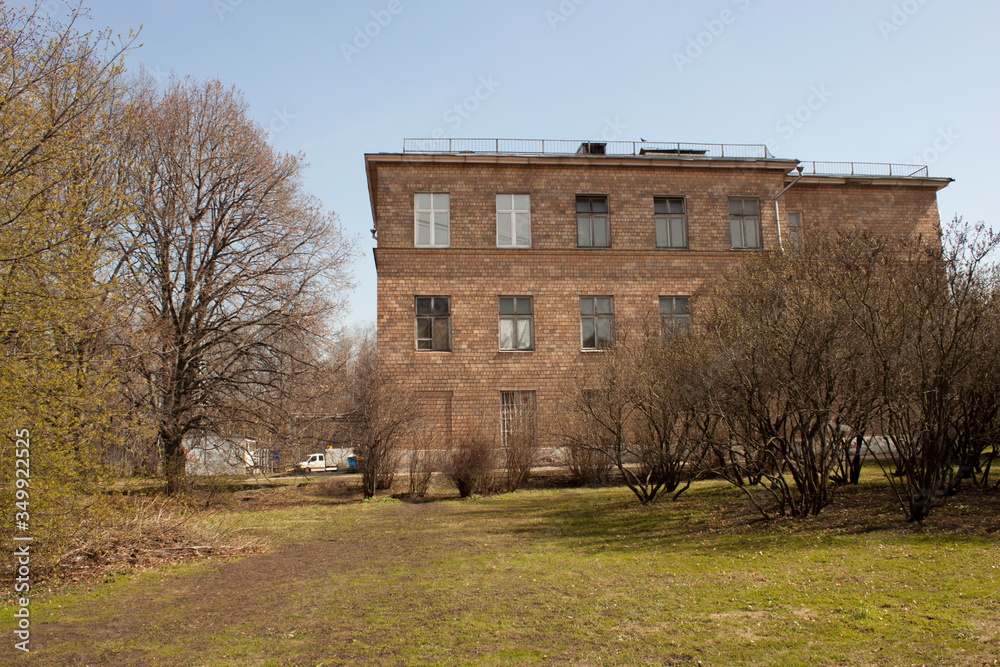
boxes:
[406,427,440,498]
[501,399,539,492]
[445,431,499,498]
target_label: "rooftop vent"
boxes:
[576,142,607,155]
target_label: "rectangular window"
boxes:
[499,296,534,351]
[659,296,692,330]
[414,193,450,247]
[500,390,537,449]
[787,211,803,254]
[415,296,451,351]
[654,197,687,248]
[576,195,610,248]
[580,296,614,350]
[729,198,761,249]
[496,194,531,247]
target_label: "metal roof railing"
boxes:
[402,138,775,159]
[798,161,929,178]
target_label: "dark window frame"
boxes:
[499,296,534,351]
[654,196,688,249]
[415,296,451,351]
[580,295,614,350]
[576,195,611,248]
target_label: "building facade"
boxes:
[366,140,951,448]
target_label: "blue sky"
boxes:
[77,0,999,328]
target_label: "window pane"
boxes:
[787,212,802,228]
[515,319,532,349]
[415,193,432,210]
[433,297,449,315]
[670,198,685,214]
[515,297,532,315]
[744,217,759,248]
[659,297,673,315]
[416,214,431,245]
[497,211,512,246]
[499,318,514,349]
[417,339,432,350]
[432,193,449,209]
[729,199,742,215]
[433,213,449,246]
[576,198,590,213]
[591,198,608,213]
[730,217,743,247]
[580,297,594,315]
[581,318,596,349]
[433,317,449,349]
[597,297,613,314]
[416,317,431,339]
[744,199,759,214]
[676,297,691,314]
[596,317,612,347]
[655,216,668,247]
[670,217,686,247]
[499,297,515,315]
[515,212,530,246]
[513,194,530,210]
[496,194,511,210]
[593,216,608,247]
[577,216,592,246]
[654,198,667,214]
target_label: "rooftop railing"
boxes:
[798,161,929,178]
[402,138,774,159]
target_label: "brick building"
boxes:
[365,139,951,449]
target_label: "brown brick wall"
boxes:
[370,156,945,447]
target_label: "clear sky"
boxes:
[76,0,999,328]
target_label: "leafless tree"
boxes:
[343,334,418,499]
[117,78,357,494]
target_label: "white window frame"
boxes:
[414,193,450,248]
[415,296,451,351]
[496,194,531,248]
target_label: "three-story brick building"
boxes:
[365,139,951,448]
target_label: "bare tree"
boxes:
[343,335,417,499]
[117,78,357,494]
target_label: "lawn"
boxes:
[4,473,1000,666]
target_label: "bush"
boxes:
[445,436,499,498]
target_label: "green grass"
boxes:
[4,477,1000,666]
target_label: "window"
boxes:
[414,193,450,247]
[787,211,803,254]
[654,197,687,248]
[500,390,537,449]
[496,194,531,247]
[499,296,533,351]
[660,296,692,330]
[729,198,761,249]
[415,296,450,351]
[576,195,610,247]
[580,296,614,350]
